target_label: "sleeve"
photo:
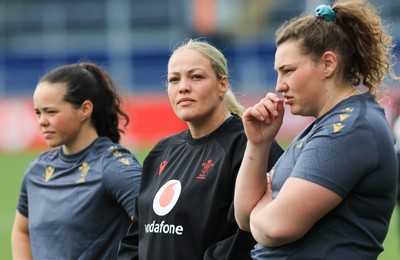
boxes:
[292,126,377,198]
[268,140,285,171]
[103,153,142,217]
[17,172,29,217]
[117,197,139,260]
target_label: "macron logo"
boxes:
[159,160,168,176]
[153,180,181,216]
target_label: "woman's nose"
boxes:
[38,115,49,126]
[178,78,191,93]
[275,76,287,93]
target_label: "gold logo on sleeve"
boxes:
[119,158,130,165]
[45,166,54,182]
[113,151,122,157]
[339,113,350,121]
[333,122,345,133]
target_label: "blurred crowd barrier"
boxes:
[0,92,398,154]
[0,94,186,153]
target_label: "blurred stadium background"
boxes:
[0,0,400,151]
[0,0,399,259]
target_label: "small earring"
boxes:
[219,95,224,101]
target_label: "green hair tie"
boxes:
[315,4,336,22]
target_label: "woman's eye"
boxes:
[46,110,58,116]
[192,75,203,80]
[284,69,293,75]
[168,77,178,83]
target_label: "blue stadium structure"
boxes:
[0,0,399,96]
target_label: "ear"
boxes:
[80,100,93,121]
[321,51,337,78]
[219,75,229,96]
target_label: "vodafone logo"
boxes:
[153,180,181,216]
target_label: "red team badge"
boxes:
[196,159,214,179]
[153,180,181,216]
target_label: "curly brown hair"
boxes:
[275,0,398,96]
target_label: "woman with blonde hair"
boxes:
[118,38,284,259]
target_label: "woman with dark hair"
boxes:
[11,62,142,259]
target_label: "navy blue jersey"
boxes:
[17,137,142,259]
[252,92,397,259]
[118,115,284,260]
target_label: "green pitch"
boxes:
[0,150,399,259]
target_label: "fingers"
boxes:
[244,93,284,123]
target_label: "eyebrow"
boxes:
[275,64,289,72]
[168,68,204,75]
[34,106,58,112]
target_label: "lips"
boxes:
[177,97,195,105]
[283,95,293,105]
[42,130,55,139]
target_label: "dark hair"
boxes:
[275,0,398,95]
[39,62,129,143]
